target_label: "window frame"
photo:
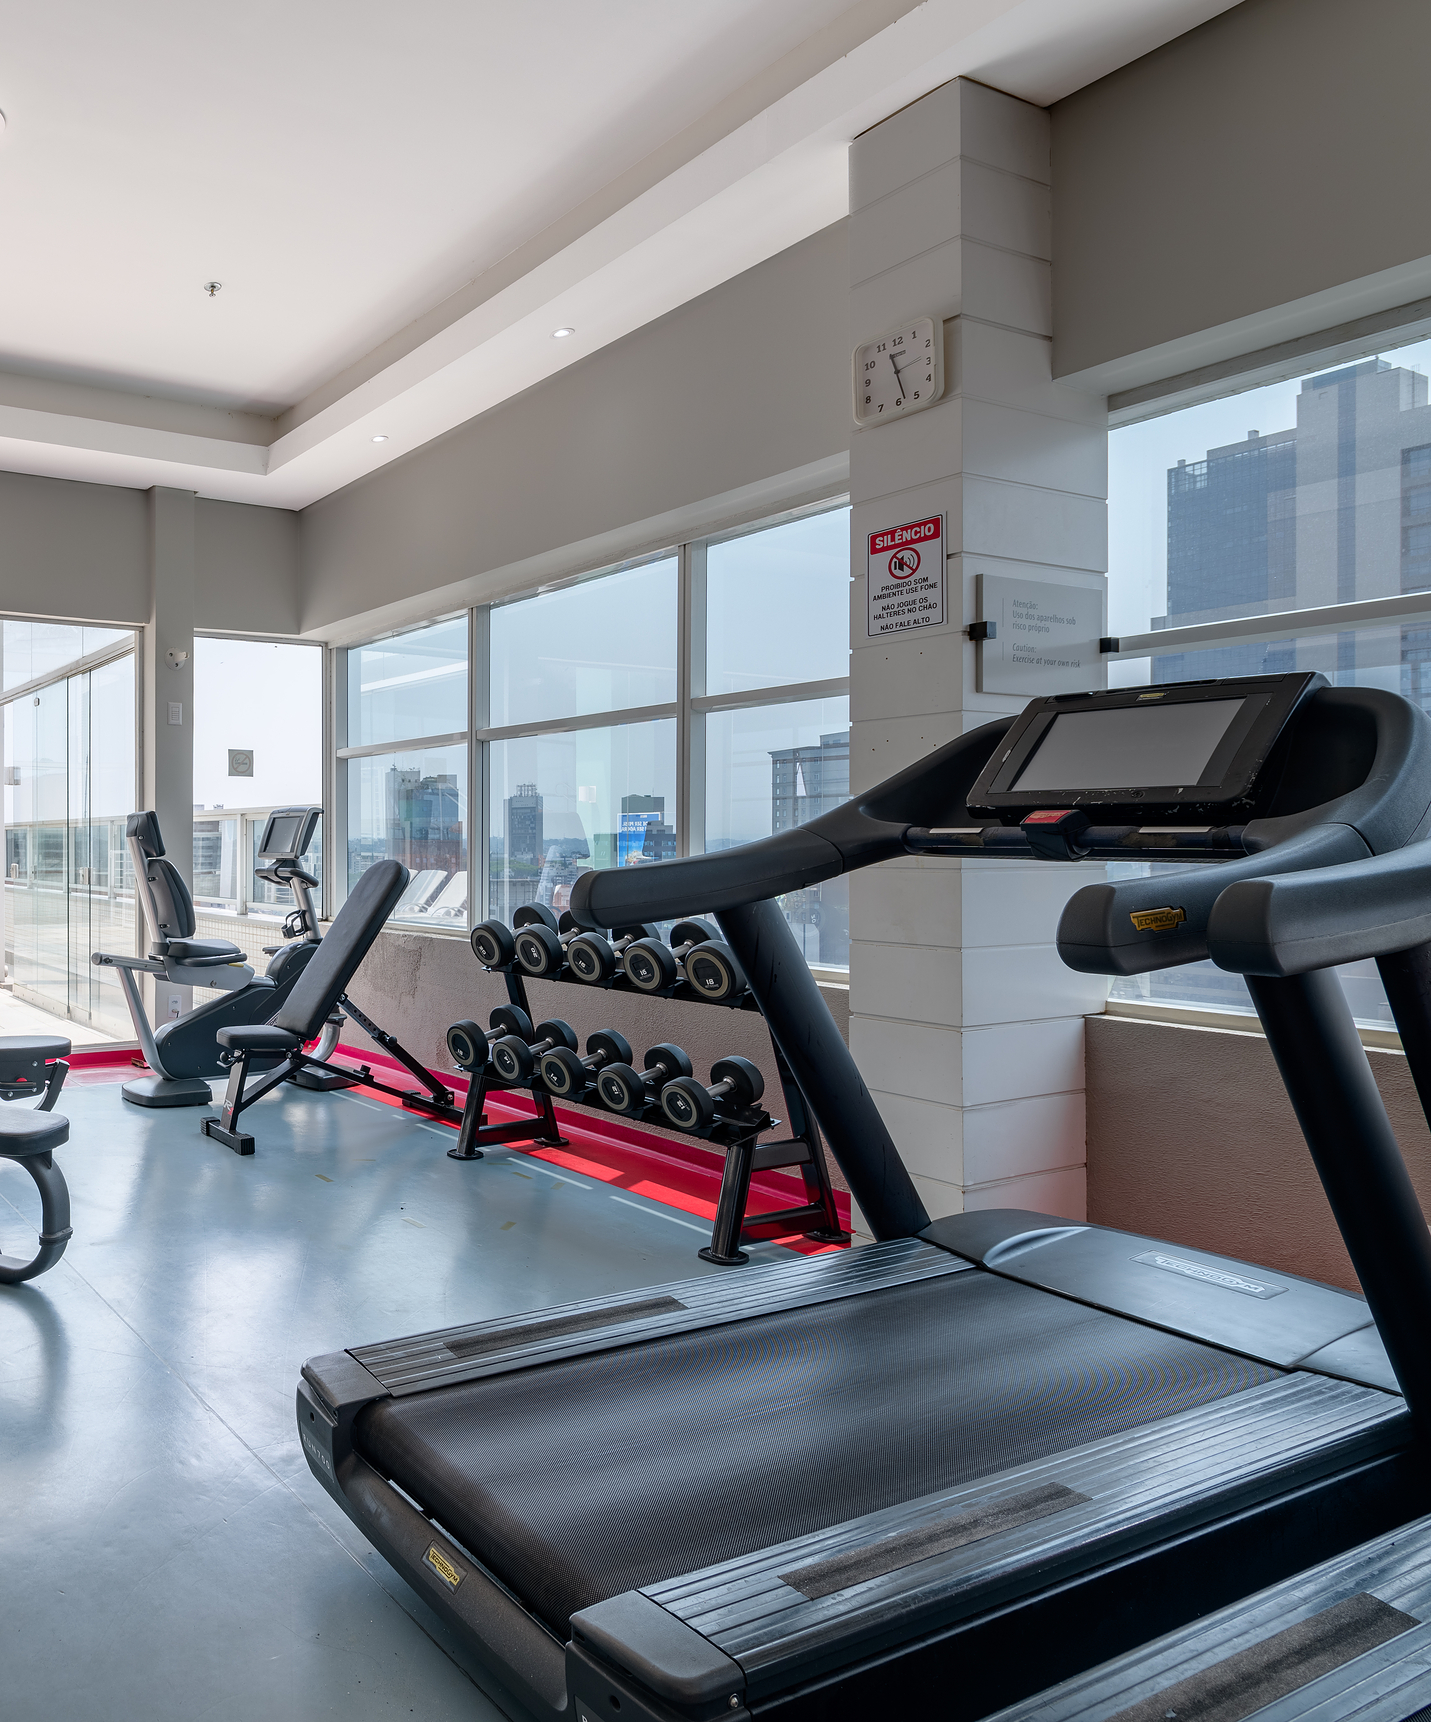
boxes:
[327,501,852,975]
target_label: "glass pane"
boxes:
[3,654,136,1040]
[193,637,323,810]
[705,698,849,968]
[348,616,467,747]
[192,817,241,909]
[347,744,467,926]
[1,622,131,691]
[488,719,676,921]
[490,560,677,728]
[1109,336,1431,690]
[74,655,137,1038]
[250,815,322,914]
[1106,630,1414,1027]
[706,509,850,696]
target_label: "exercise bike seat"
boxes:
[216,1024,303,1054]
[0,1109,68,1158]
[160,938,248,965]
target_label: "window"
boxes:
[347,615,467,747]
[705,697,849,966]
[339,615,470,924]
[336,504,854,969]
[1109,335,1431,1027]
[3,626,137,1040]
[489,560,677,726]
[706,511,849,695]
[489,719,676,920]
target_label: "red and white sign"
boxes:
[867,514,945,636]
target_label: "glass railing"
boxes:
[192,808,322,920]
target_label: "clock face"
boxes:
[853,316,943,427]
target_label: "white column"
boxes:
[143,486,196,1019]
[848,79,1108,1227]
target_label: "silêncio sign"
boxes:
[867,515,946,636]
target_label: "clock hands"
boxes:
[888,351,906,402]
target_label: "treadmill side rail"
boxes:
[642,1375,1407,1705]
[922,1209,1392,1387]
[571,1592,745,1715]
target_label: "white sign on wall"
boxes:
[975,573,1104,695]
[867,515,945,635]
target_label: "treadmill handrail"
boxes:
[1208,840,1431,977]
[567,718,1017,929]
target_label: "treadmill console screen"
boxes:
[966,672,1323,823]
[1013,698,1246,793]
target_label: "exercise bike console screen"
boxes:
[256,807,320,862]
[1013,697,1246,792]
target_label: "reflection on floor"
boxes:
[0,1074,801,1721]
[0,984,118,1046]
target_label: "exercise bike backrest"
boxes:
[128,811,207,959]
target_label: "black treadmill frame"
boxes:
[300,673,1431,1722]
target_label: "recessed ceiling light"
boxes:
[552,327,575,339]
[371,434,389,443]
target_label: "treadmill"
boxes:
[298,672,1431,1722]
[978,838,1431,1722]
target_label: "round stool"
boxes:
[0,1034,71,1109]
[0,1109,71,1283]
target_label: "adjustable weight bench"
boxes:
[201,859,461,1155]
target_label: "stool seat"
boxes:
[0,1109,69,1158]
[0,1034,72,1063]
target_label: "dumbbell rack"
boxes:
[471,935,849,1266]
[446,966,570,1161]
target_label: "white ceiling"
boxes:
[0,0,1237,508]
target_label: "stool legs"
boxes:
[0,1151,72,1283]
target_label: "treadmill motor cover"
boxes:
[356,1271,1278,1635]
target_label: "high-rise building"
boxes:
[503,783,543,867]
[768,731,850,964]
[1158,358,1431,700]
[770,732,850,833]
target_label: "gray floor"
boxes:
[0,1073,795,1721]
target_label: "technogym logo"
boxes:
[1134,1251,1287,1300]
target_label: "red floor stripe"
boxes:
[327,1043,851,1254]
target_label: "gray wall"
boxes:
[1051,0,1431,390]
[0,469,149,624]
[1086,1015,1431,1294]
[0,469,300,635]
[299,221,851,639]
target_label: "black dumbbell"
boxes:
[470,918,515,969]
[511,905,586,979]
[565,922,660,985]
[490,1019,579,1085]
[594,1043,693,1116]
[445,1006,533,1072]
[538,1029,634,1100]
[624,919,747,1003]
[660,1056,764,1134]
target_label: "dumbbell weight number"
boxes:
[595,1043,693,1116]
[538,1029,633,1099]
[445,1006,533,1072]
[660,1056,764,1134]
[566,923,660,985]
[491,1019,579,1085]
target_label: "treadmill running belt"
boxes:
[356,1272,1279,1635]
